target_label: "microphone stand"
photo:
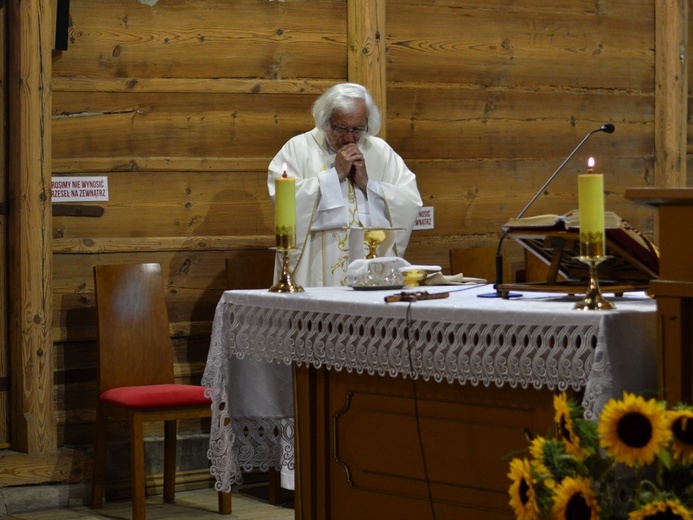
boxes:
[478,124,615,299]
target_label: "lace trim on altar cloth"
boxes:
[206,414,295,491]
[212,303,600,391]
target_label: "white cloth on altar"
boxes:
[268,127,422,287]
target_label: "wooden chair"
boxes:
[449,247,499,283]
[225,249,284,505]
[225,248,277,291]
[90,262,231,519]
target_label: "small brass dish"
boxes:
[399,265,442,287]
[401,269,428,287]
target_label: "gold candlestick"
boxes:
[574,256,614,310]
[269,246,304,293]
[574,235,614,310]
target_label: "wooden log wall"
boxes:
[1,0,689,492]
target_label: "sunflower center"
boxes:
[617,412,652,448]
[643,508,683,519]
[673,417,693,444]
[565,492,591,520]
[519,477,530,505]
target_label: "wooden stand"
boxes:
[625,188,693,405]
[497,228,657,297]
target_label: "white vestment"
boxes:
[268,127,423,287]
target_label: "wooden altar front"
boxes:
[293,364,554,519]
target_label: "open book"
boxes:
[502,210,659,282]
[503,210,622,230]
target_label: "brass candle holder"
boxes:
[269,247,304,293]
[574,235,615,311]
[269,232,303,293]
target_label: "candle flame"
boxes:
[282,162,288,178]
[587,157,595,169]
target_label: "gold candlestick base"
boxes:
[574,256,615,311]
[269,247,304,293]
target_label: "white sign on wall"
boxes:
[413,206,434,230]
[51,176,109,202]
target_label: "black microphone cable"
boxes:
[389,283,489,518]
[405,299,437,520]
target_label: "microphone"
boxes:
[478,123,616,299]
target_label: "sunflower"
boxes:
[529,435,574,486]
[554,392,589,460]
[550,476,600,520]
[628,498,693,520]
[508,457,540,520]
[598,392,671,466]
[669,407,693,464]
[529,437,552,475]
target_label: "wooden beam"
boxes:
[8,0,56,453]
[347,0,387,138]
[654,0,688,187]
[0,448,87,486]
[0,0,10,449]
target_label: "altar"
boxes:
[202,285,657,519]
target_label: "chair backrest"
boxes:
[94,263,174,394]
[225,249,276,290]
[449,247,498,282]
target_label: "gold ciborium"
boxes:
[574,235,614,311]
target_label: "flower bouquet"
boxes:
[507,392,693,519]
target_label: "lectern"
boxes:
[625,188,693,405]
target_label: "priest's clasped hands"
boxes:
[335,143,368,193]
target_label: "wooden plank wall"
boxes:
[50,0,347,449]
[1,0,679,488]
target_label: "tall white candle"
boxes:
[274,162,296,249]
[578,157,605,258]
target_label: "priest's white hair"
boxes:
[312,83,381,137]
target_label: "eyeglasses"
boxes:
[330,121,368,137]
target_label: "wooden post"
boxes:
[347,0,387,138]
[0,0,10,449]
[7,0,56,453]
[654,0,688,188]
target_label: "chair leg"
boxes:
[163,420,177,503]
[268,468,282,505]
[218,491,232,515]
[130,414,147,520]
[90,407,108,509]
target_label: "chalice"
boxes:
[364,229,387,259]
[359,226,405,259]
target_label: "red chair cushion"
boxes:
[100,384,211,409]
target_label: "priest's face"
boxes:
[327,101,368,150]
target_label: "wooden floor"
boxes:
[5,485,295,520]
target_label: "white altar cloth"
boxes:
[202,285,657,494]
